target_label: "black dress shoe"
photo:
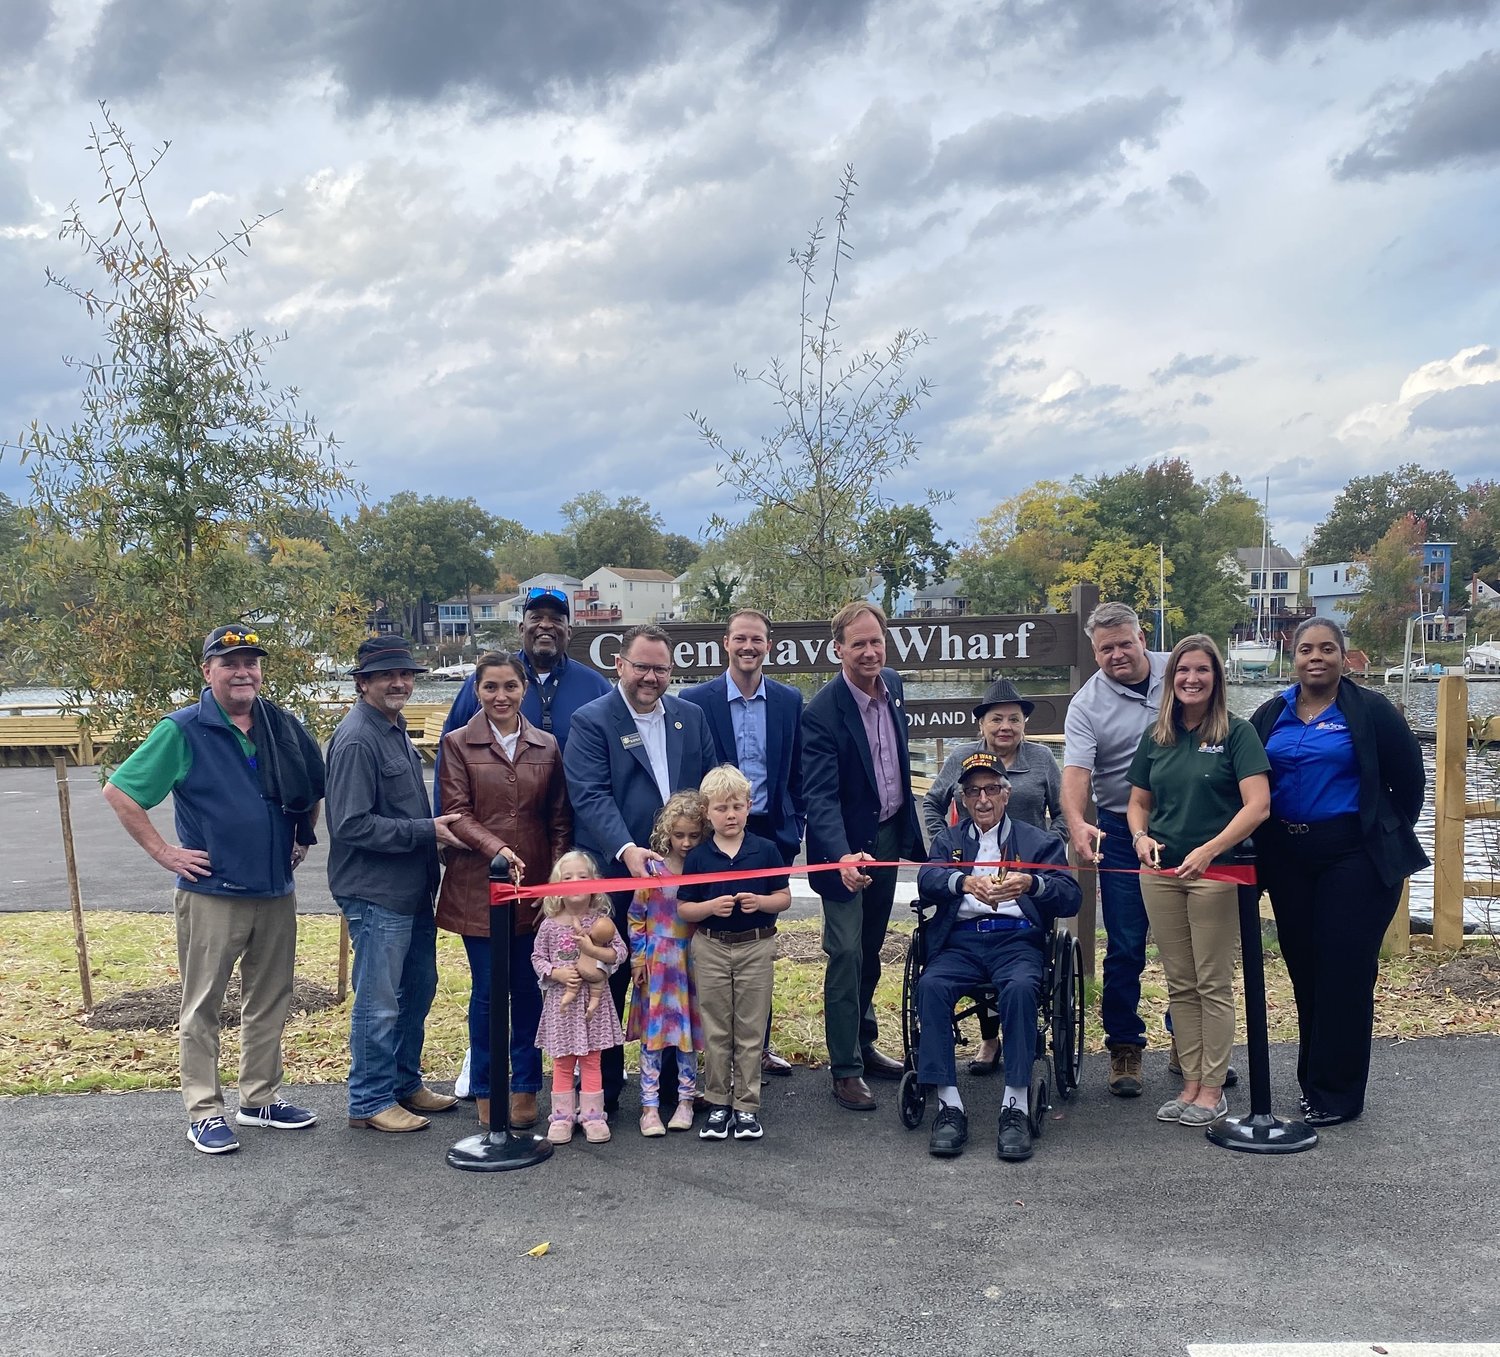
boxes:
[860,1045,904,1080]
[1224,1065,1239,1089]
[1303,1106,1357,1127]
[967,1054,1000,1077]
[761,1048,794,1077]
[928,1103,969,1158]
[997,1104,1033,1162]
[832,1075,877,1111]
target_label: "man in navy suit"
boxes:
[802,601,923,1112]
[915,753,1081,1162]
[680,608,807,1075]
[564,623,718,1111]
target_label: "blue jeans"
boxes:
[461,931,543,1098]
[1096,809,1149,1048]
[337,897,439,1119]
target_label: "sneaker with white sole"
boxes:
[188,1115,240,1155]
[699,1106,731,1140]
[235,1100,317,1129]
[732,1111,764,1140]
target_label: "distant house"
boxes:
[578,566,677,625]
[907,578,969,617]
[1303,561,1365,626]
[436,591,521,640]
[1232,546,1302,615]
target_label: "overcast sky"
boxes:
[2,0,1497,557]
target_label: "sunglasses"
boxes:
[220,631,259,646]
[524,587,569,610]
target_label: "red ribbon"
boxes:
[489,857,1256,903]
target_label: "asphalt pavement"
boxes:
[3,1037,1498,1356]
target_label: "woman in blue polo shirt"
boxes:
[1127,636,1270,1127]
[1249,617,1427,1127]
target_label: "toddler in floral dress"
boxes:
[533,852,627,1144]
[626,791,706,1138]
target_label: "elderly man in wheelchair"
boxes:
[910,752,1082,1161]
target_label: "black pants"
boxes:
[1260,817,1400,1119]
[601,889,677,1109]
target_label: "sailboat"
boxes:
[1229,478,1279,676]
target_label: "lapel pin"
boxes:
[674,721,682,729]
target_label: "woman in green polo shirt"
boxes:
[1126,636,1270,1128]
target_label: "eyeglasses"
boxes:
[621,658,670,679]
[524,587,569,611]
[221,631,259,646]
[960,783,1008,801]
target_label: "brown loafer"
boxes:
[860,1045,904,1080]
[399,1086,458,1114]
[761,1049,793,1077]
[508,1092,538,1129]
[349,1105,430,1133]
[832,1075,876,1111]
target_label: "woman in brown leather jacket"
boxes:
[437,652,572,1130]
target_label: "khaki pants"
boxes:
[690,930,777,1113]
[1140,876,1238,1087]
[175,888,298,1120]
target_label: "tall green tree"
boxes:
[1,108,363,741]
[955,480,1090,613]
[558,491,670,575]
[691,165,938,616]
[338,493,504,637]
[860,504,955,615]
[1307,464,1463,564]
[1347,516,1423,661]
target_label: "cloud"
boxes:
[1407,380,1500,431]
[79,0,876,115]
[925,89,1181,191]
[955,0,1202,55]
[1151,352,1251,383]
[1333,50,1500,180]
[971,190,1105,237]
[1234,0,1498,57]
[0,0,52,70]
[1337,344,1500,445]
[1167,170,1210,206]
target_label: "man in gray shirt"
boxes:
[327,636,464,1133]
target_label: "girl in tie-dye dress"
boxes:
[626,791,706,1138]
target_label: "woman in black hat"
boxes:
[921,678,1064,1073]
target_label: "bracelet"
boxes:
[1131,829,1148,844]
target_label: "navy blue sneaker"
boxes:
[235,1100,317,1130]
[188,1115,240,1155]
[732,1111,764,1140]
[699,1106,732,1140]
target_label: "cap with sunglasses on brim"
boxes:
[957,751,1010,784]
[523,586,570,617]
[349,635,429,676]
[202,625,269,661]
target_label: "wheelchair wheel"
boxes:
[899,929,924,1075]
[1028,1058,1049,1139]
[1051,933,1085,1100]
[898,1070,926,1129]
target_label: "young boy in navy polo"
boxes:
[676,766,791,1141]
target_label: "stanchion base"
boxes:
[1206,1112,1319,1155]
[446,1129,554,1172]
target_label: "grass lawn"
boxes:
[1,911,1497,1097]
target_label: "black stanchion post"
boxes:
[447,856,553,1172]
[1206,845,1317,1154]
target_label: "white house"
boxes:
[1304,561,1365,624]
[578,566,677,624]
[1232,546,1302,616]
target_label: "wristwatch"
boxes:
[1131,829,1148,844]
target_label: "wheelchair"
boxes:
[897,902,1085,1142]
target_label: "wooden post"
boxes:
[337,914,351,1003]
[53,757,94,1011]
[1071,840,1098,981]
[1431,673,1467,951]
[1382,879,1411,957]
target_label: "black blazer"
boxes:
[679,673,807,863]
[1250,677,1429,889]
[802,668,924,902]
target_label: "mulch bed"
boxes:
[86,974,340,1031]
[1409,949,1500,1003]
[778,928,908,966]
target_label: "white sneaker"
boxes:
[454,1048,472,1100]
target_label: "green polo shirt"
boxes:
[1126,714,1269,866]
[108,699,256,809]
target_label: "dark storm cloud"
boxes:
[957,0,1202,55]
[1333,51,1500,180]
[0,0,52,67]
[81,0,874,112]
[1233,0,1497,56]
[1151,351,1250,383]
[925,89,1181,191]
